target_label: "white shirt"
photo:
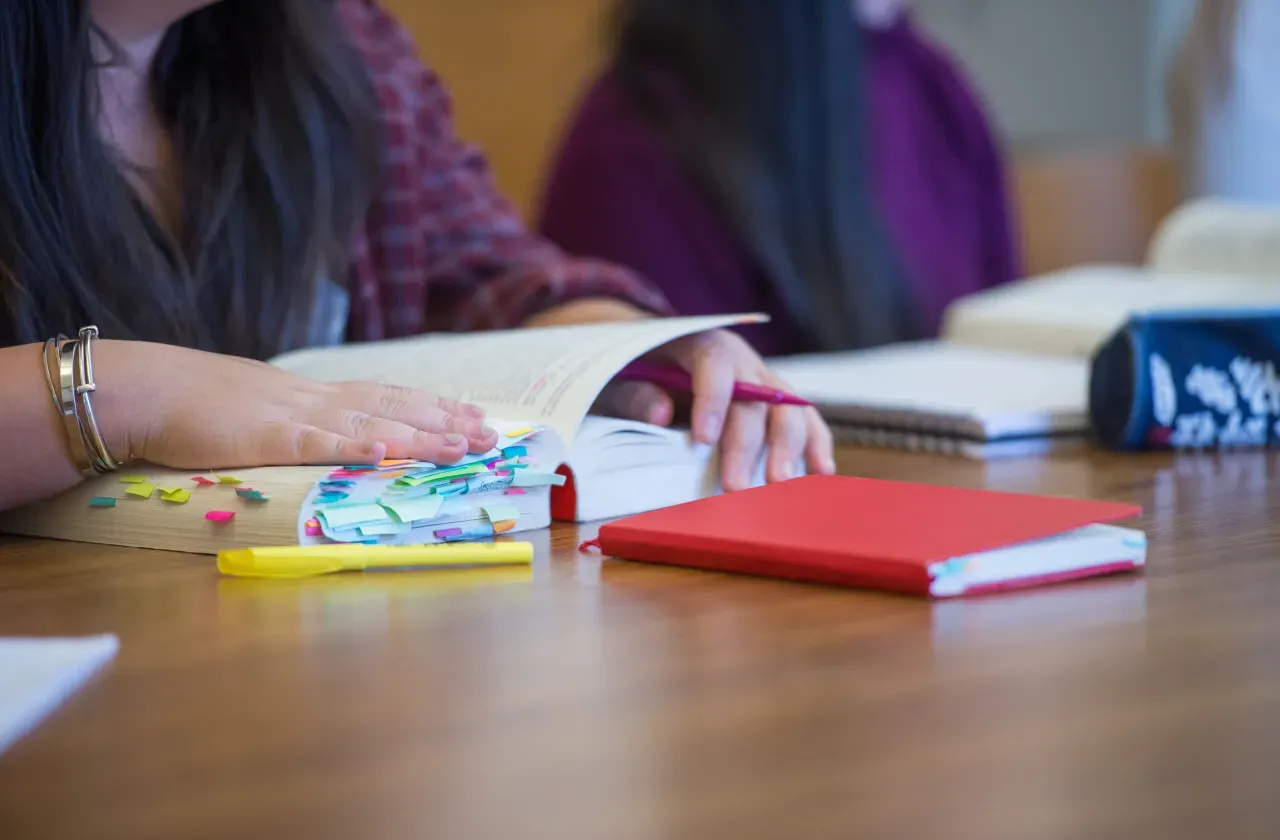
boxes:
[1167,0,1280,204]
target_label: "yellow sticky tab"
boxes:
[504,427,534,438]
[125,483,155,499]
[215,475,243,485]
[119,475,149,484]
[161,489,191,504]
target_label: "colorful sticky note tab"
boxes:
[420,463,492,484]
[504,488,527,496]
[342,465,378,472]
[501,446,528,459]
[125,483,155,499]
[215,475,243,485]
[205,510,235,523]
[119,475,149,484]
[304,518,323,537]
[381,495,446,524]
[328,470,373,479]
[466,473,516,495]
[316,491,349,505]
[358,523,409,537]
[88,497,117,508]
[376,459,415,469]
[235,488,269,502]
[482,503,521,525]
[435,523,496,542]
[161,489,192,504]
[510,471,567,488]
[316,503,392,530]
[191,476,217,487]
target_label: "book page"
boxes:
[269,314,760,444]
[0,635,119,755]
[1148,199,1280,280]
[939,265,1280,358]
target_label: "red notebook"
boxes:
[589,475,1145,598]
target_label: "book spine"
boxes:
[596,532,932,596]
[549,465,579,522]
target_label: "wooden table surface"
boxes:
[2,446,1279,839]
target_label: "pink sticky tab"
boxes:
[305,522,323,537]
[434,528,462,539]
[495,470,513,477]
[205,511,235,523]
[505,488,527,496]
[191,476,217,487]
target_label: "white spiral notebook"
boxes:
[768,342,1090,459]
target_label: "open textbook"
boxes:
[0,314,760,554]
[940,199,1280,358]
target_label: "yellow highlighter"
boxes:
[217,542,534,580]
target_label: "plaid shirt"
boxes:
[338,0,671,342]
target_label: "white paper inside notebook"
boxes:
[928,523,1147,598]
[768,342,1089,441]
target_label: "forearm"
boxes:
[0,342,138,511]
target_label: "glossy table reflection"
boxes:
[2,447,1279,839]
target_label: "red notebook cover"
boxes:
[592,475,1142,597]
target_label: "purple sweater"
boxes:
[536,16,1020,357]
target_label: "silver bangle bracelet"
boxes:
[54,334,96,475]
[46,327,121,475]
[71,327,122,473]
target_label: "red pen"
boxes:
[614,361,814,407]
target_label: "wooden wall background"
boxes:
[382,0,610,221]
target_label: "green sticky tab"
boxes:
[88,497,117,508]
[416,463,491,484]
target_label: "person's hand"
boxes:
[96,341,498,470]
[595,329,836,491]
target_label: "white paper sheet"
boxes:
[0,634,119,754]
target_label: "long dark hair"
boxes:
[613,0,918,351]
[0,0,382,359]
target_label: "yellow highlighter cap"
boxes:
[217,549,348,579]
